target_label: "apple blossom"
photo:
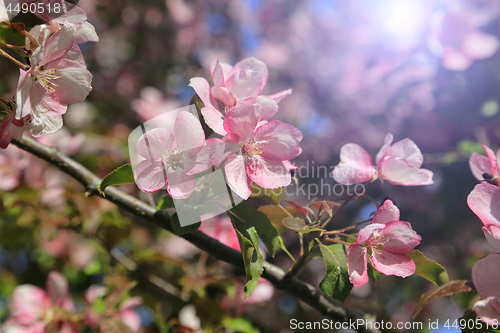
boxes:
[133,111,214,199]
[189,57,292,135]
[0,0,8,22]
[333,133,434,186]
[16,21,93,137]
[3,271,77,333]
[346,200,421,287]
[467,182,500,251]
[199,216,240,251]
[0,144,29,190]
[221,101,302,200]
[470,144,500,184]
[43,229,97,269]
[0,112,26,149]
[471,253,500,325]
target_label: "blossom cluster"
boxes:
[0,1,97,148]
[134,57,303,200]
[468,145,500,324]
[2,271,141,333]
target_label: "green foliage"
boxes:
[170,212,201,236]
[282,217,323,234]
[222,317,260,333]
[99,164,135,192]
[316,240,352,302]
[231,203,280,257]
[229,214,264,298]
[407,250,449,286]
[250,183,285,204]
[157,196,175,210]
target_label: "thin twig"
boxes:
[12,135,380,333]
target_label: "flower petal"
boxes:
[483,145,499,177]
[472,253,500,299]
[246,159,291,189]
[16,69,33,119]
[254,120,302,161]
[11,285,49,325]
[467,182,500,227]
[211,86,235,107]
[370,250,416,277]
[379,157,433,186]
[45,59,93,105]
[184,142,212,175]
[201,106,226,136]
[224,153,252,200]
[166,167,196,199]
[375,133,393,166]
[462,32,500,60]
[442,48,473,71]
[372,199,400,224]
[134,160,166,193]
[267,89,292,103]
[346,243,368,287]
[379,221,421,254]
[226,57,268,100]
[332,143,376,185]
[385,138,423,169]
[188,77,215,109]
[46,271,73,311]
[174,111,205,153]
[472,297,500,326]
[136,128,174,161]
[483,225,500,251]
[470,152,493,180]
[223,102,259,142]
[39,22,77,65]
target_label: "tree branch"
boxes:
[12,135,380,333]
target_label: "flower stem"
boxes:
[0,48,28,70]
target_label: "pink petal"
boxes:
[245,279,274,303]
[372,200,400,224]
[120,297,142,310]
[223,102,260,142]
[483,225,500,251]
[210,60,232,85]
[472,253,500,299]
[226,57,268,100]
[134,160,166,193]
[45,59,92,105]
[462,32,499,60]
[0,113,25,149]
[201,106,227,135]
[467,182,500,227]
[346,243,368,287]
[483,145,499,177]
[442,48,473,71]
[136,128,174,161]
[254,120,302,161]
[356,223,384,243]
[15,69,33,119]
[244,96,279,120]
[46,271,72,310]
[188,77,215,109]
[385,138,424,169]
[2,319,46,333]
[472,297,500,326]
[207,138,226,166]
[166,168,196,199]
[84,285,107,304]
[370,250,416,277]
[75,21,99,44]
[11,285,48,324]
[118,310,141,332]
[375,133,394,166]
[246,159,291,189]
[332,143,376,185]
[211,86,235,107]
[379,157,433,186]
[28,110,64,138]
[224,153,252,200]
[267,89,292,103]
[173,111,205,153]
[39,22,77,65]
[470,152,493,180]
[379,221,421,254]
[183,142,212,175]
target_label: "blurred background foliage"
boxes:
[2,0,500,331]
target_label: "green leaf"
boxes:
[229,214,264,298]
[231,203,280,257]
[170,213,201,236]
[258,205,299,234]
[407,250,449,286]
[282,217,324,234]
[413,280,472,319]
[99,164,135,192]
[157,196,175,210]
[250,183,285,204]
[316,240,352,302]
[222,317,259,333]
[367,260,379,285]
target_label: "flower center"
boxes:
[241,139,263,158]
[34,68,62,92]
[161,146,186,171]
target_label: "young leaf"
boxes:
[250,183,285,204]
[258,205,299,234]
[284,200,309,216]
[157,196,175,210]
[282,217,323,234]
[230,214,264,298]
[231,203,280,257]
[310,200,340,217]
[316,240,352,302]
[222,317,260,333]
[171,213,201,236]
[99,164,135,192]
[412,280,472,318]
[407,250,449,286]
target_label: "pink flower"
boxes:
[0,1,8,22]
[43,229,97,269]
[346,200,421,287]
[333,133,433,186]
[189,57,291,135]
[428,7,499,71]
[16,21,93,137]
[0,111,26,149]
[133,111,213,199]
[470,145,500,184]
[3,271,76,333]
[131,87,182,122]
[0,144,30,190]
[467,182,500,251]
[471,253,500,325]
[221,101,302,199]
